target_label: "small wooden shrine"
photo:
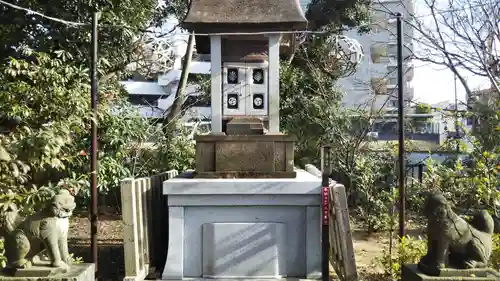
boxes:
[182,0,308,178]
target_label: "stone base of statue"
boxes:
[403,264,500,281]
[0,263,95,280]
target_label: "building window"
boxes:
[387,66,397,75]
[370,44,388,63]
[388,77,398,85]
[387,45,397,56]
[371,77,388,95]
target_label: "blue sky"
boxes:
[411,0,491,105]
[413,59,488,105]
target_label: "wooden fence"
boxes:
[327,183,358,281]
[320,145,358,281]
[120,170,178,281]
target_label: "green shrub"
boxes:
[376,235,427,280]
[0,239,6,268]
[0,50,197,211]
[491,234,500,270]
[376,233,500,279]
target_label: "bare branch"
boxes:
[381,0,500,96]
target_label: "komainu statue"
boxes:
[418,192,494,276]
[0,189,76,273]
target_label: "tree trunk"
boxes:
[163,34,195,132]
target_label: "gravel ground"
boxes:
[69,214,125,281]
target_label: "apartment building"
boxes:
[118,17,213,129]
[338,0,415,111]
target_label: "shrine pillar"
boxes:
[268,34,281,133]
[210,35,223,133]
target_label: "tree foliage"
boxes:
[280,52,398,232]
[306,0,372,32]
[0,49,194,214]
[0,0,185,75]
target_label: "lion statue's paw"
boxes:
[11,259,32,269]
[52,260,70,271]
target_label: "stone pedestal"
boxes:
[225,117,265,135]
[0,264,95,281]
[402,264,500,281]
[194,134,296,178]
[161,169,322,281]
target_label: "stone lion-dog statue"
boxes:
[418,191,494,276]
[0,188,76,272]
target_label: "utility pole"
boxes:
[396,13,406,239]
[90,11,100,278]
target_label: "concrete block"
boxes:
[0,263,95,281]
[202,223,287,278]
[402,264,500,281]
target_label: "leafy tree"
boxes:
[414,103,431,114]
[0,49,94,213]
[467,90,500,151]
[0,0,186,75]
[280,55,398,232]
[0,49,194,213]
[306,0,372,31]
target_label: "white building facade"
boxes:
[338,0,416,111]
[119,16,212,128]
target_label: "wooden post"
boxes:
[141,178,151,267]
[121,178,141,278]
[135,180,145,271]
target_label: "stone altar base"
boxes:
[194,134,296,179]
[402,264,500,281]
[161,169,322,281]
[0,263,95,281]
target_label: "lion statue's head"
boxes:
[422,192,451,222]
[51,189,76,218]
[0,202,22,238]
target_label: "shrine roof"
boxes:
[182,0,308,32]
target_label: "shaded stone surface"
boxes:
[226,117,264,135]
[0,263,95,281]
[193,171,297,179]
[194,134,295,177]
[161,171,322,279]
[216,141,274,171]
[403,264,500,281]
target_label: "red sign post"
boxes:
[322,187,329,225]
